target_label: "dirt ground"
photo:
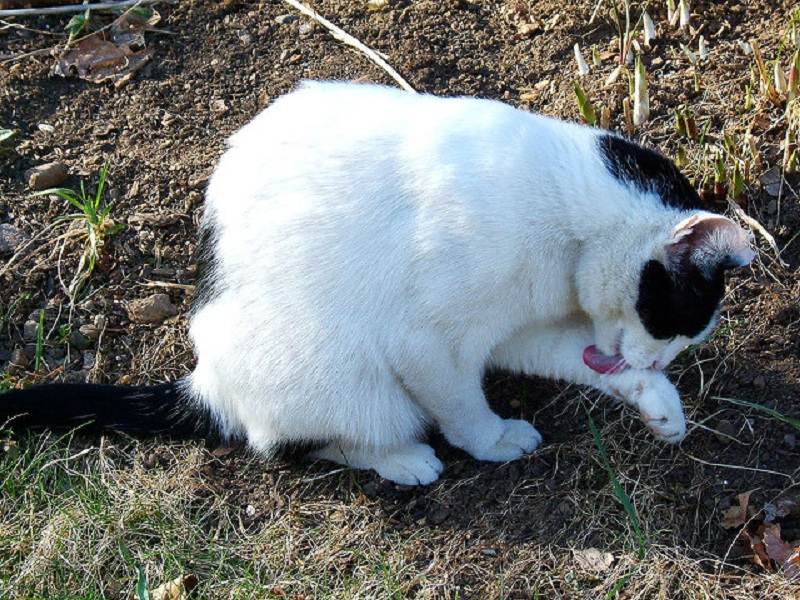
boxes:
[1,0,800,598]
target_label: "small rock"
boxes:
[426,506,450,526]
[298,22,315,36]
[257,90,271,108]
[27,162,68,191]
[785,434,797,450]
[245,504,256,516]
[0,223,30,255]
[238,31,253,45]
[37,123,55,134]
[766,199,778,215]
[79,323,102,340]
[83,352,96,369]
[275,14,298,24]
[759,168,782,197]
[714,419,737,444]
[126,294,178,323]
[68,328,89,347]
[8,348,29,374]
[753,375,766,391]
[22,320,39,341]
[481,548,497,557]
[211,99,229,114]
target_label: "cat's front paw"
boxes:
[635,381,686,443]
[470,419,542,462]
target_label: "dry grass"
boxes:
[3,397,800,598]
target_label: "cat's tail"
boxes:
[0,381,220,441]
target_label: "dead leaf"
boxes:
[742,530,772,570]
[763,523,800,580]
[54,35,153,86]
[150,574,197,600]
[721,490,756,529]
[572,547,615,573]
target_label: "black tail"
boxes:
[0,381,219,441]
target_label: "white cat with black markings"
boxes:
[1,81,754,485]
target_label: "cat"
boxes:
[0,81,754,485]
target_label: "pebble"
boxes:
[79,323,102,340]
[26,162,69,191]
[426,506,450,526]
[126,294,178,323]
[759,168,782,197]
[785,434,797,450]
[714,419,737,444]
[275,14,298,24]
[8,348,29,375]
[0,223,30,255]
[22,319,39,341]
[481,548,497,557]
[753,375,766,391]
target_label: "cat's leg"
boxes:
[312,441,444,486]
[398,366,542,462]
[490,321,686,442]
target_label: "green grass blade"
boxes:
[94,160,110,214]
[582,401,646,560]
[136,565,150,600]
[34,309,45,374]
[717,396,800,431]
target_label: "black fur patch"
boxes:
[270,440,328,461]
[0,381,224,443]
[636,259,725,339]
[191,216,224,316]
[598,135,704,211]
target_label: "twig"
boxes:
[0,0,166,18]
[686,453,796,483]
[728,201,789,268]
[281,0,416,94]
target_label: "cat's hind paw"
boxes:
[471,419,542,462]
[372,443,444,485]
[314,441,444,485]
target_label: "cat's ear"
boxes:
[666,213,755,273]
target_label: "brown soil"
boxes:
[1,0,800,597]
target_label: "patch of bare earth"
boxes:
[1,0,799,597]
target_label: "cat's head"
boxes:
[584,212,754,374]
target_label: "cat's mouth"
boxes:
[582,345,629,374]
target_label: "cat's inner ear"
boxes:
[666,213,755,273]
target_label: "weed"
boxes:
[0,129,16,158]
[573,81,597,125]
[582,400,646,559]
[32,161,124,297]
[34,310,44,374]
[718,397,800,432]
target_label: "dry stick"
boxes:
[728,200,789,268]
[281,0,416,94]
[0,0,166,18]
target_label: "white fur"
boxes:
[186,82,748,484]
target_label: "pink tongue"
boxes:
[583,345,629,374]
